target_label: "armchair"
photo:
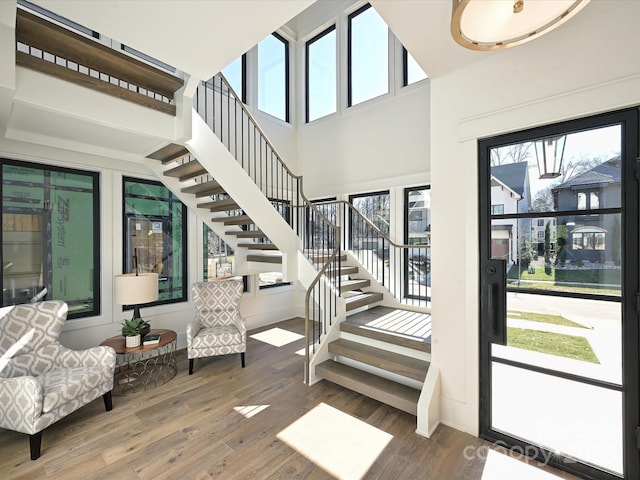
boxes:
[0,300,116,460]
[187,280,246,374]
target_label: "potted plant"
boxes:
[121,318,149,348]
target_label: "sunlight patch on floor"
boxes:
[364,310,431,339]
[277,402,392,480]
[481,450,565,480]
[249,328,304,347]
[233,405,270,419]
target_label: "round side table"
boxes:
[100,328,177,395]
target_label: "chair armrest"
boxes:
[56,345,116,369]
[186,318,201,344]
[233,314,246,337]
[0,376,43,433]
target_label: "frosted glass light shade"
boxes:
[451,0,590,50]
[114,273,158,306]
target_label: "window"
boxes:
[348,4,389,106]
[537,219,545,226]
[306,26,337,123]
[349,190,390,239]
[403,48,427,86]
[572,229,606,250]
[577,190,600,210]
[222,54,247,103]
[204,224,248,290]
[123,177,187,305]
[405,186,430,301]
[492,204,505,215]
[537,231,544,240]
[258,33,289,122]
[1,159,100,319]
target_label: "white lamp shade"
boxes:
[114,273,159,306]
[451,0,590,50]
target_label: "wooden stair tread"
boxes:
[181,180,225,197]
[215,215,254,226]
[316,360,419,415]
[307,253,347,263]
[342,307,431,353]
[330,266,359,277]
[341,279,370,293]
[226,230,266,238]
[329,339,428,382]
[345,292,383,311]
[164,161,206,181]
[238,243,279,250]
[197,199,239,212]
[247,254,282,264]
[147,143,189,164]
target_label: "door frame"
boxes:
[478,107,639,479]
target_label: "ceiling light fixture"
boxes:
[451,0,590,51]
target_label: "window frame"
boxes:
[305,24,337,123]
[122,176,187,308]
[1,158,101,319]
[347,3,389,108]
[257,32,290,123]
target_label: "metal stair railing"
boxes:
[315,200,430,307]
[193,73,342,384]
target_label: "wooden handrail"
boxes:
[16,8,183,99]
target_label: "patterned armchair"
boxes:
[187,280,246,374]
[0,301,116,460]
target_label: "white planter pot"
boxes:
[125,334,141,348]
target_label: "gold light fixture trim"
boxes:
[451,0,590,51]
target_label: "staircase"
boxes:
[317,306,431,415]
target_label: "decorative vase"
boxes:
[140,325,151,338]
[125,334,141,348]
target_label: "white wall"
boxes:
[430,1,640,435]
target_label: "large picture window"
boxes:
[348,3,389,107]
[258,32,289,122]
[1,159,100,318]
[123,177,187,305]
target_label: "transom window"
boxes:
[348,4,389,107]
[258,33,289,122]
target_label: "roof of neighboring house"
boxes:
[491,162,528,198]
[553,156,621,191]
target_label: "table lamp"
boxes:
[114,272,158,321]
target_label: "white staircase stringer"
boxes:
[187,110,299,281]
[416,366,441,438]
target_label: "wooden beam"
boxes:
[16,9,183,99]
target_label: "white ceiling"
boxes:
[32,0,314,81]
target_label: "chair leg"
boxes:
[103,391,113,411]
[189,358,194,375]
[241,352,245,368]
[29,431,42,460]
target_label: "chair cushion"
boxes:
[38,366,108,413]
[192,325,243,349]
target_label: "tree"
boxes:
[557,152,607,184]
[544,221,551,271]
[531,188,554,212]
[490,142,533,166]
[611,216,621,266]
[555,221,568,266]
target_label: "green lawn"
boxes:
[507,327,600,364]
[507,265,621,285]
[507,310,588,328]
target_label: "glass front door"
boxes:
[479,108,639,479]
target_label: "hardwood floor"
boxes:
[0,318,580,480]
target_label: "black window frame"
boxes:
[122,176,187,308]
[258,32,290,123]
[305,25,337,123]
[1,158,101,319]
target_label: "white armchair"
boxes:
[0,300,116,460]
[187,280,246,374]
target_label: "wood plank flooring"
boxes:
[0,318,579,480]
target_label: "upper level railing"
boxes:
[193,74,342,384]
[15,7,183,115]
